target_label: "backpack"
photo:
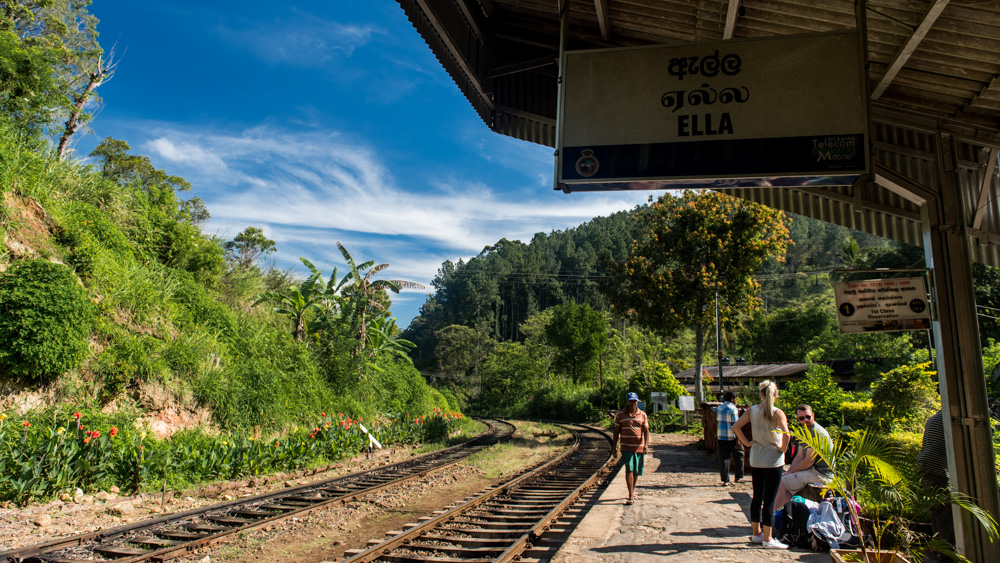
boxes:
[809,493,864,551]
[779,499,814,549]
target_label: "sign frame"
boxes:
[554,30,871,193]
[832,270,934,334]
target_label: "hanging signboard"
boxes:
[556,31,869,192]
[834,277,931,333]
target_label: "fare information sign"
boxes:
[556,31,869,192]
[834,278,931,333]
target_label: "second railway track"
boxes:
[342,423,614,563]
[1,419,516,563]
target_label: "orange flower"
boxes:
[22,420,29,428]
[110,427,118,438]
[84,437,91,445]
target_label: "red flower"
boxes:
[73,412,82,419]
[22,420,29,428]
[321,412,326,418]
[110,427,118,438]
[92,431,101,439]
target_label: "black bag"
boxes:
[779,499,814,549]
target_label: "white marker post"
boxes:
[358,423,382,458]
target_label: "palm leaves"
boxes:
[336,241,424,356]
[252,244,424,368]
[789,425,997,561]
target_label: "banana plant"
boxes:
[253,257,343,341]
[335,242,424,359]
[365,316,416,372]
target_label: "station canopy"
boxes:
[397,0,1000,265]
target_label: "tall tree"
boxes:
[605,190,791,405]
[224,226,276,269]
[544,302,608,382]
[2,0,116,154]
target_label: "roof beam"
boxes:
[413,0,494,110]
[871,0,949,101]
[723,0,739,39]
[594,0,611,41]
[486,56,557,79]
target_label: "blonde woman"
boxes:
[734,380,790,549]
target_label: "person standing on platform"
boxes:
[716,391,744,485]
[612,391,650,506]
[734,380,790,550]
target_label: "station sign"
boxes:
[556,31,869,192]
[834,277,931,333]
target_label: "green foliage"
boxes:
[871,362,940,432]
[777,364,850,425]
[94,330,169,399]
[627,361,687,403]
[0,259,94,381]
[224,226,275,269]
[838,397,874,428]
[0,30,66,130]
[605,190,791,405]
[545,302,608,382]
[739,306,831,362]
[0,408,468,504]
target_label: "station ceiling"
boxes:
[397,0,1000,265]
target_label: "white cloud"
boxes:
[145,138,227,174]
[142,123,649,324]
[219,11,380,67]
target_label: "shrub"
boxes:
[778,364,850,426]
[94,331,169,399]
[871,362,940,431]
[838,397,874,428]
[0,259,94,381]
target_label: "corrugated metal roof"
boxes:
[675,362,808,381]
[396,0,1000,265]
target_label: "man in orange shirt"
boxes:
[612,391,650,505]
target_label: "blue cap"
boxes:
[626,392,639,401]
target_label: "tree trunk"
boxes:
[57,73,102,161]
[693,324,705,406]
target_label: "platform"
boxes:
[551,433,829,563]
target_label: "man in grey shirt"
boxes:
[773,404,832,508]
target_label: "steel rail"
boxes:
[341,423,613,563]
[1,419,515,563]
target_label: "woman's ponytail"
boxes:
[758,380,779,426]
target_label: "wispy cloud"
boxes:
[136,123,649,320]
[218,9,380,67]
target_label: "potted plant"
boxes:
[788,425,997,563]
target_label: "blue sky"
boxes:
[76,0,650,327]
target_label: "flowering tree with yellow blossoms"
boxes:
[606,190,791,405]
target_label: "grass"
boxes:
[412,418,486,454]
[463,421,572,479]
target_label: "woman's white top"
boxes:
[748,403,784,468]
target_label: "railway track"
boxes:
[342,423,614,563]
[0,419,516,563]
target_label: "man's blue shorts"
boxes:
[622,451,645,476]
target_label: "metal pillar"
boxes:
[922,132,1000,562]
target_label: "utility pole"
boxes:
[716,282,724,396]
